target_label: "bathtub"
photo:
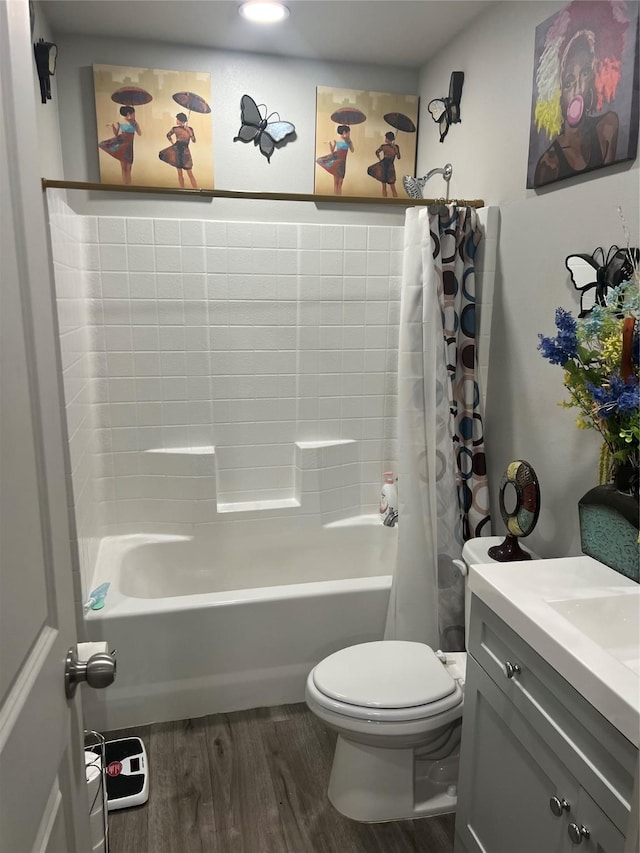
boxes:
[83,517,395,731]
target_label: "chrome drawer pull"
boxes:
[568,823,590,844]
[549,796,570,817]
[504,661,521,679]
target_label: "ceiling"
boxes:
[41,0,495,69]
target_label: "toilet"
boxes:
[305,535,539,823]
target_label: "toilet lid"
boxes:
[313,641,456,709]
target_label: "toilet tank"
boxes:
[458,536,540,645]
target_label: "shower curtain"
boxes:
[384,205,491,651]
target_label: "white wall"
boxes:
[417,1,639,558]
[31,1,64,179]
[49,32,419,225]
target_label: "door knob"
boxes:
[567,823,590,844]
[65,646,116,699]
[549,796,570,816]
[504,661,521,678]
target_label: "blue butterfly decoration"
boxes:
[233,94,295,163]
[565,245,638,317]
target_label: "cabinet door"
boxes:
[455,655,579,853]
[468,596,634,833]
[565,789,626,853]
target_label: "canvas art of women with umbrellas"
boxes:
[314,85,419,199]
[93,64,214,189]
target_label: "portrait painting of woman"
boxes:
[526,0,639,189]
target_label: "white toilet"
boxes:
[305,535,538,823]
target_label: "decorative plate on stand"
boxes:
[488,460,540,562]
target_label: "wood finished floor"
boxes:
[105,703,455,853]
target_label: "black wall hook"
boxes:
[34,38,57,104]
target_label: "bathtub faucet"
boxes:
[84,582,111,612]
[383,510,398,527]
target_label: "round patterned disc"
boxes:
[498,460,540,538]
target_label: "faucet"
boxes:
[383,510,398,527]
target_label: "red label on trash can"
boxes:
[107,760,122,777]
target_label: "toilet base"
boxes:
[327,734,458,823]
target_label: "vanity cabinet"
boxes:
[455,597,636,853]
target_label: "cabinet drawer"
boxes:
[468,596,636,832]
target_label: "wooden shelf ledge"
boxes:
[42,178,484,208]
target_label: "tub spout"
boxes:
[383,510,398,527]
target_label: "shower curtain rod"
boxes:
[41,179,484,209]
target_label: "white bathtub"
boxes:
[83,517,395,730]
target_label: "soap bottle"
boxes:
[379,471,397,524]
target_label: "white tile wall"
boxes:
[48,191,104,605]
[49,206,496,577]
[87,216,403,525]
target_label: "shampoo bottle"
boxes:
[379,471,397,524]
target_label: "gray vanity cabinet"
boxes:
[454,597,635,853]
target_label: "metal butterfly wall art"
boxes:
[565,245,639,317]
[233,94,296,163]
[427,71,464,143]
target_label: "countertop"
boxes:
[468,555,640,747]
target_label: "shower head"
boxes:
[402,175,427,199]
[403,163,453,200]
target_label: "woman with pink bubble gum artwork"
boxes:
[533,1,627,187]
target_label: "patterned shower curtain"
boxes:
[384,205,491,651]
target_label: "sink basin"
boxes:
[546,593,640,674]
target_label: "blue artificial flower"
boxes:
[608,281,640,313]
[605,285,622,307]
[582,305,605,336]
[587,375,640,419]
[537,307,578,365]
[618,384,640,415]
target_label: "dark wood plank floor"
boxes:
[106,703,455,853]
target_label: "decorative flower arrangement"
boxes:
[538,275,639,492]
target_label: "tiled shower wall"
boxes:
[94,214,402,521]
[49,191,496,600]
[49,192,104,603]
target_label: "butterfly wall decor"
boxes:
[427,71,464,143]
[565,246,639,317]
[233,94,296,163]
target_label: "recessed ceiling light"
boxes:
[238,1,290,24]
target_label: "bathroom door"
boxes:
[0,2,92,851]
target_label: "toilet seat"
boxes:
[310,641,463,722]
